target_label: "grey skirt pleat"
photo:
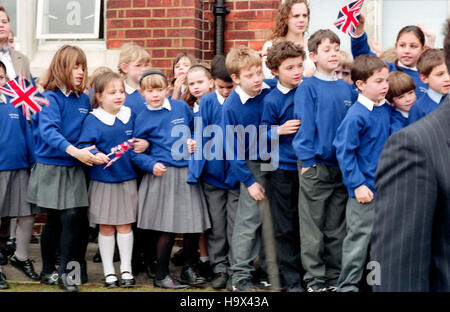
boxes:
[27,162,88,210]
[0,169,37,217]
[138,166,211,233]
[88,179,138,225]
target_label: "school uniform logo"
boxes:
[8,113,19,119]
[78,108,89,114]
[171,118,185,125]
[344,100,353,107]
[125,129,133,136]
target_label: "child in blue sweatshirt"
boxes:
[27,45,103,292]
[333,55,391,292]
[187,55,239,289]
[292,29,358,292]
[409,49,450,124]
[351,14,430,98]
[222,46,274,292]
[131,71,211,289]
[386,72,416,134]
[0,61,38,288]
[78,72,148,289]
[261,40,305,292]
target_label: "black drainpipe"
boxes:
[213,0,230,56]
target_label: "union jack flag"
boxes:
[334,0,365,38]
[0,74,49,120]
[104,138,136,169]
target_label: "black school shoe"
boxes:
[211,272,229,289]
[196,260,214,282]
[58,273,78,292]
[9,255,39,281]
[104,274,119,289]
[40,271,59,285]
[154,274,189,289]
[0,272,9,289]
[180,266,206,285]
[120,271,136,288]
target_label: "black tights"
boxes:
[155,232,200,280]
[40,207,87,276]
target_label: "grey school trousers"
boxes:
[202,181,240,275]
[298,162,347,288]
[337,197,375,292]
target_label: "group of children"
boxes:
[1,6,449,293]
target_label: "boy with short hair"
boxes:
[292,29,358,292]
[409,48,450,124]
[261,40,305,292]
[223,45,272,292]
[333,54,391,292]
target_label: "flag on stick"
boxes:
[334,0,365,38]
[104,138,136,169]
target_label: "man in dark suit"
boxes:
[371,21,450,292]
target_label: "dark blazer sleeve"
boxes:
[371,128,437,292]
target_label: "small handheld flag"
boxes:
[334,0,365,38]
[0,74,49,120]
[104,138,136,169]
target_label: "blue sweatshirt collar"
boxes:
[427,88,446,104]
[91,105,131,126]
[215,90,225,105]
[314,71,338,81]
[146,97,172,111]
[235,82,270,104]
[358,94,387,111]
[276,81,294,94]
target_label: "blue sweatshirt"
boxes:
[77,106,137,183]
[33,89,91,166]
[260,83,298,171]
[187,91,239,190]
[390,108,409,134]
[124,83,146,115]
[292,73,358,168]
[333,96,391,198]
[222,84,272,187]
[351,32,428,98]
[0,95,35,171]
[408,89,447,124]
[131,99,193,173]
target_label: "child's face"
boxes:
[174,57,192,78]
[141,86,168,108]
[335,65,353,84]
[0,67,6,87]
[232,65,264,97]
[273,56,303,89]
[0,12,10,42]
[310,38,340,74]
[395,32,425,68]
[121,59,151,86]
[187,69,213,100]
[357,67,389,103]
[287,3,309,36]
[71,64,84,87]
[98,79,125,114]
[421,63,450,95]
[392,90,416,112]
[214,79,234,99]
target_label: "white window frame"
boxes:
[36,0,101,39]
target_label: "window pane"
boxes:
[0,0,17,35]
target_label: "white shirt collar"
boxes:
[124,81,137,95]
[193,102,199,113]
[398,61,417,71]
[396,108,409,118]
[276,81,294,94]
[215,90,225,105]
[146,97,172,111]
[60,85,79,98]
[358,94,386,111]
[91,105,131,126]
[314,71,338,81]
[427,88,445,104]
[235,82,270,104]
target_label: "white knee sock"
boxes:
[116,231,134,279]
[98,233,117,282]
[14,215,34,261]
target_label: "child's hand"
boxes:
[187,138,197,154]
[94,152,110,164]
[417,24,436,48]
[369,36,383,56]
[66,145,101,167]
[277,119,301,135]
[355,13,365,36]
[133,138,149,154]
[153,162,167,177]
[354,185,374,204]
[301,166,312,175]
[171,75,186,100]
[247,182,265,201]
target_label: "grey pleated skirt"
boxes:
[138,166,211,233]
[0,169,37,217]
[88,179,138,225]
[27,162,88,210]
